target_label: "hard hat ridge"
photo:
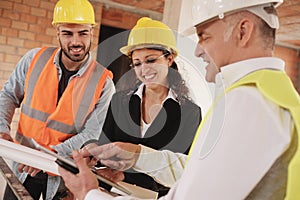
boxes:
[245,3,279,29]
[182,0,283,35]
[120,17,179,57]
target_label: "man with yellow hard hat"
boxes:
[59,0,300,199]
[0,0,115,199]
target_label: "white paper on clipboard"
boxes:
[0,138,59,174]
[0,138,131,195]
[0,139,158,199]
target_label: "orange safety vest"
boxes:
[15,47,113,149]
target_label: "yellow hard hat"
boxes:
[52,0,96,26]
[120,17,178,57]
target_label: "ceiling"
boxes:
[96,0,300,50]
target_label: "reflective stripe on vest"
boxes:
[17,47,113,147]
[189,69,300,199]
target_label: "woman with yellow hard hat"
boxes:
[83,17,202,197]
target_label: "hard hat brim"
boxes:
[120,44,178,57]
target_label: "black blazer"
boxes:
[98,90,202,196]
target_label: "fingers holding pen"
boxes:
[82,142,141,171]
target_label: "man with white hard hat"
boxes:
[58,0,300,199]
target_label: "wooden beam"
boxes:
[91,0,163,20]
[0,157,33,200]
[162,0,182,31]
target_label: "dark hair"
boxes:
[257,18,276,50]
[162,50,190,104]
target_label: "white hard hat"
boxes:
[184,0,283,35]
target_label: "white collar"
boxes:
[134,83,178,103]
[215,57,285,88]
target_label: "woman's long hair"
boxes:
[162,50,190,104]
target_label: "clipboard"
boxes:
[0,138,158,199]
[30,139,132,195]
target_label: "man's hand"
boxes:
[58,150,98,200]
[81,142,141,171]
[1,134,42,177]
[0,133,13,142]
[17,164,41,177]
[96,168,125,183]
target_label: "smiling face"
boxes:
[57,24,93,69]
[194,43,219,83]
[131,49,173,88]
[194,18,237,83]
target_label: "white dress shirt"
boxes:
[85,57,294,200]
[134,83,178,137]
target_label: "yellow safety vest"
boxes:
[189,69,300,199]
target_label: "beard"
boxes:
[59,39,91,62]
